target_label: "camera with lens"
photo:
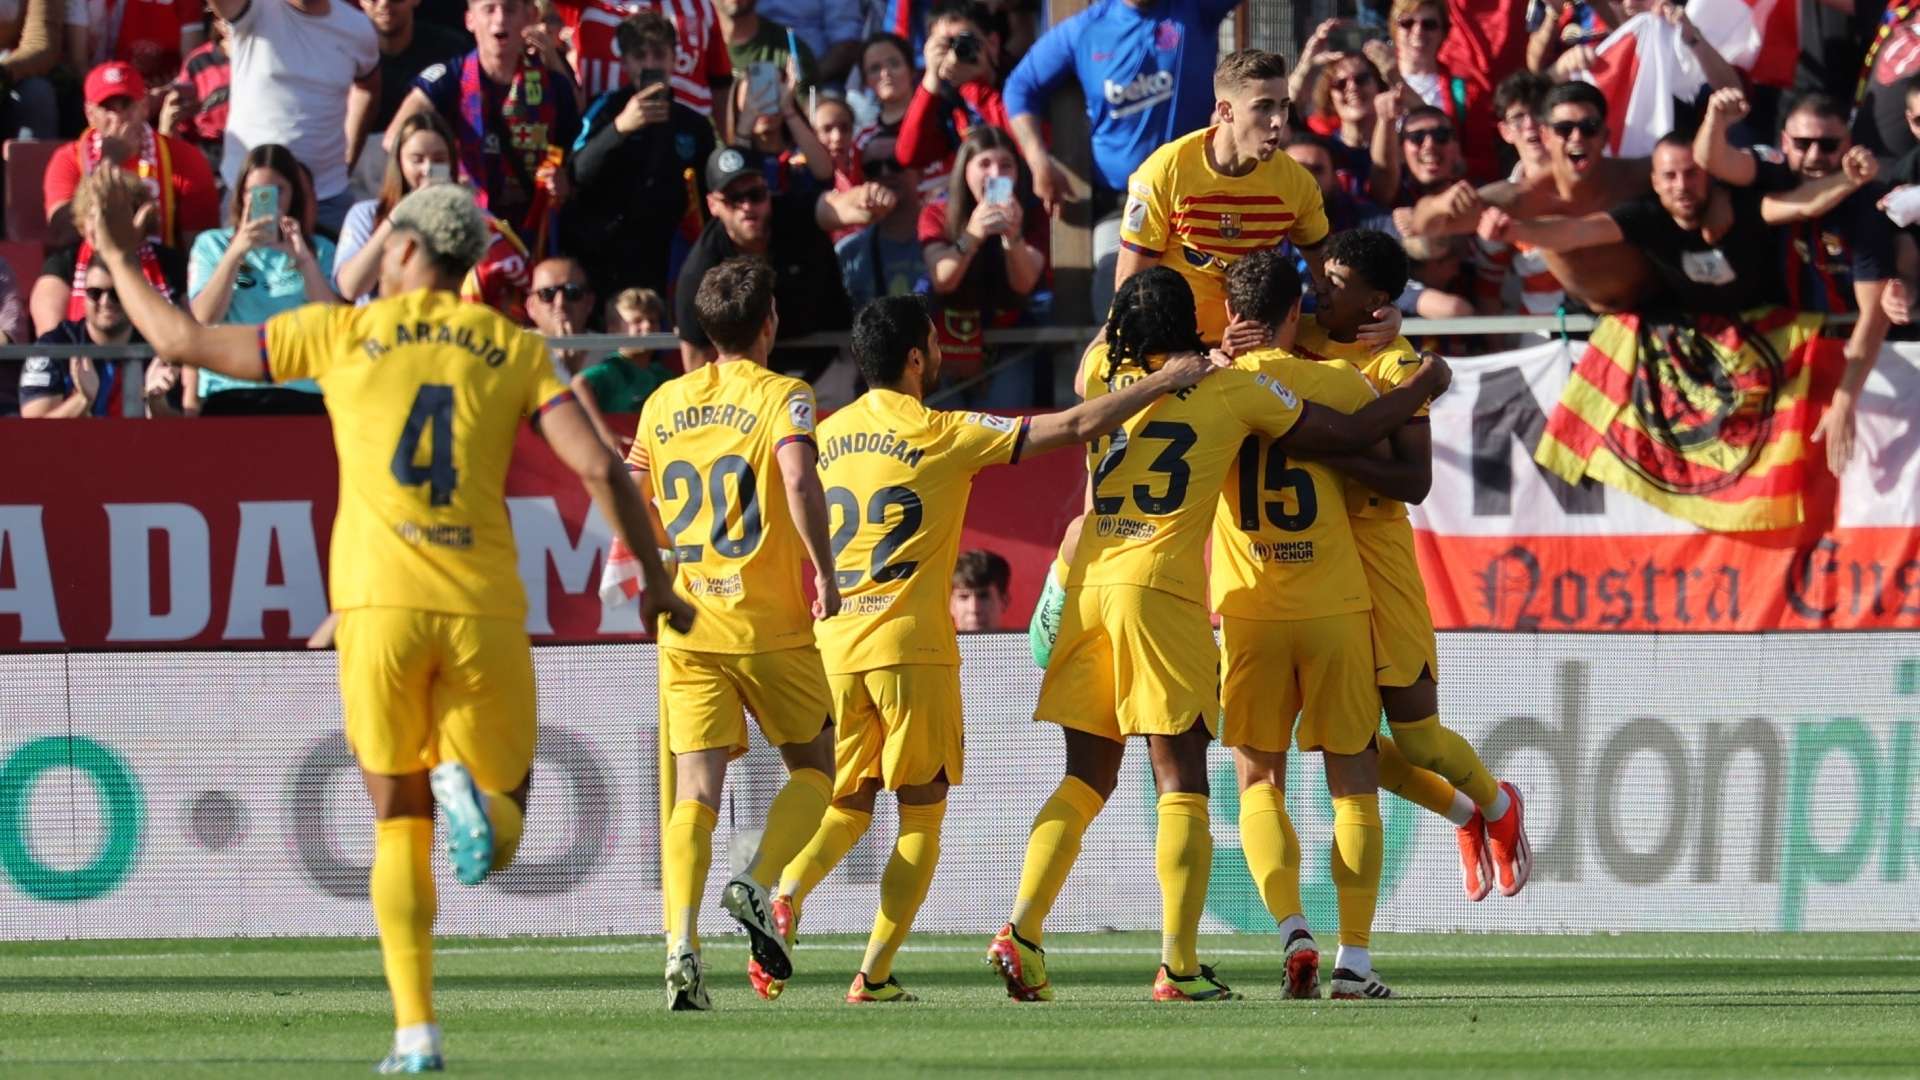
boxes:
[948,31,981,64]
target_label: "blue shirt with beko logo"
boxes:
[1004,0,1236,196]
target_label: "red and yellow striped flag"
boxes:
[1534,309,1832,532]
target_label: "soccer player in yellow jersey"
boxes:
[988,266,1450,1004]
[87,173,693,1073]
[1291,229,1534,903]
[628,257,842,1012]
[1116,48,1330,345]
[753,297,1220,1004]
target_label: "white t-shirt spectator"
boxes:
[222,0,378,200]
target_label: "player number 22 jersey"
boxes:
[263,290,573,622]
[812,390,1029,674]
[631,361,819,654]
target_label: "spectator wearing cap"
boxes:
[212,0,381,236]
[388,0,583,251]
[45,61,222,252]
[674,145,889,380]
[0,0,62,140]
[565,11,717,300]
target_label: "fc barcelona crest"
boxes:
[1219,212,1242,239]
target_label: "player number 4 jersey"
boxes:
[631,361,819,654]
[1209,348,1376,622]
[812,390,1029,674]
[263,290,573,622]
[1073,343,1303,604]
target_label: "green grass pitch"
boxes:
[3,932,1916,1077]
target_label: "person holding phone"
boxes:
[565,11,718,299]
[919,125,1047,407]
[186,143,339,416]
[897,1,1012,198]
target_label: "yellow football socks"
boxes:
[1155,792,1211,975]
[664,799,717,950]
[778,804,874,918]
[486,792,524,872]
[1331,794,1382,949]
[1391,714,1499,808]
[371,817,436,1028]
[746,767,833,885]
[860,799,946,982]
[1377,736,1463,818]
[1237,782,1303,927]
[1011,775,1107,945]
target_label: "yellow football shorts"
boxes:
[829,664,963,800]
[1220,611,1380,755]
[659,644,833,757]
[335,607,536,792]
[1035,583,1220,741]
[1353,519,1440,688]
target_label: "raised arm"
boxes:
[1275,355,1450,457]
[1310,418,1433,503]
[775,439,841,618]
[91,172,263,380]
[1694,87,1758,187]
[1761,149,1877,225]
[537,399,694,634]
[1022,351,1222,456]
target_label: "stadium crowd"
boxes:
[6,0,1920,434]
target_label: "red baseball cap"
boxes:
[84,62,148,106]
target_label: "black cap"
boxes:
[706,146,765,193]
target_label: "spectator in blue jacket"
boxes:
[1001,0,1236,318]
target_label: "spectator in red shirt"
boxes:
[45,61,222,253]
[551,0,734,120]
[896,0,1011,198]
[917,124,1045,407]
[66,0,207,90]
[167,17,233,172]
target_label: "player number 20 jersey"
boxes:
[811,390,1028,673]
[631,361,820,654]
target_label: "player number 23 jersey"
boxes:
[631,361,820,654]
[1073,343,1304,604]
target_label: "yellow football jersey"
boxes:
[630,360,819,654]
[812,389,1028,674]
[263,290,571,621]
[1072,343,1305,604]
[1120,127,1330,344]
[1210,348,1375,621]
[1293,319,1424,522]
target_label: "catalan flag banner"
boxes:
[1533,309,1832,533]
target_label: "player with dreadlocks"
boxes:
[987,266,1453,1002]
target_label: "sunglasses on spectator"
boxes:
[535,283,587,303]
[1403,126,1453,146]
[720,184,772,207]
[84,286,118,304]
[1330,74,1375,92]
[1549,118,1603,139]
[1787,135,1841,154]
[1398,17,1441,31]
